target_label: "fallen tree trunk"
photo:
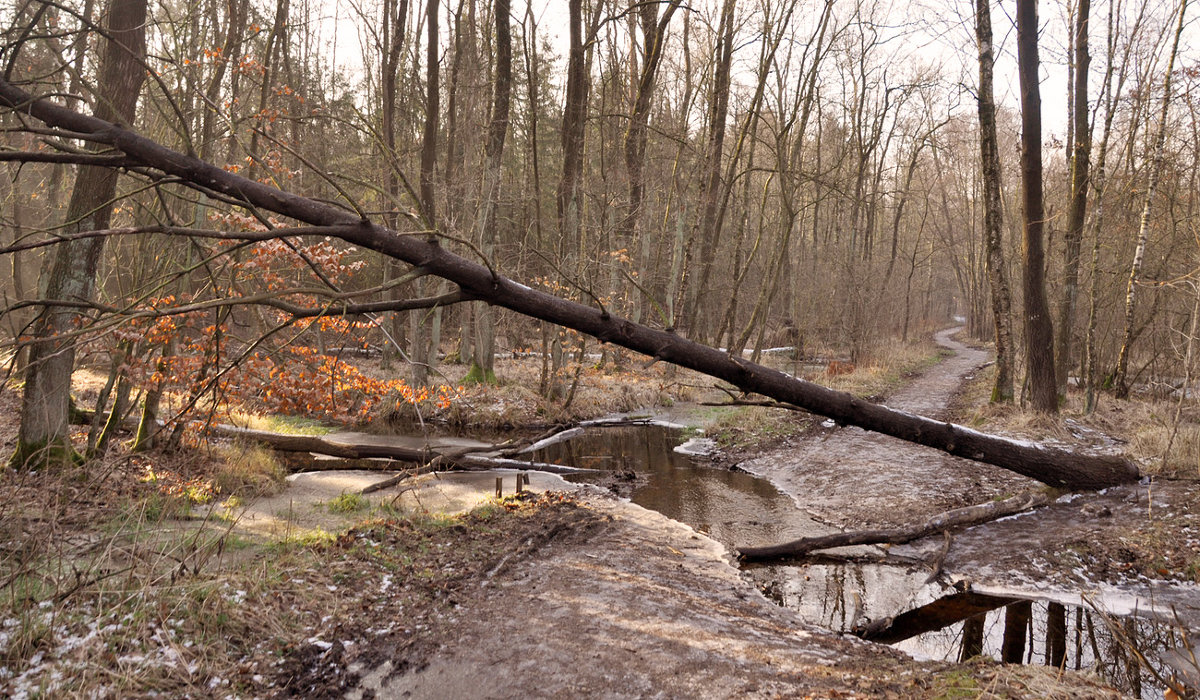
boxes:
[737,490,1052,562]
[207,425,594,475]
[0,78,1139,490]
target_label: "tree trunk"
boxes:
[679,0,735,342]
[1114,0,1188,398]
[1084,0,1127,413]
[410,0,441,387]
[0,78,1143,490]
[960,615,986,661]
[1055,0,1091,393]
[738,491,1050,562]
[556,0,588,260]
[12,0,148,469]
[1046,601,1068,668]
[379,0,410,369]
[207,425,592,475]
[469,0,513,383]
[975,0,1015,403]
[1002,600,1033,663]
[1016,0,1057,413]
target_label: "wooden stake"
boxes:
[495,476,503,497]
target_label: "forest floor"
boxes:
[1,330,1198,697]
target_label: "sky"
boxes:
[312,0,1195,146]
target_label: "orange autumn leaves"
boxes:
[112,231,462,426]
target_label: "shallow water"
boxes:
[531,424,831,549]
[532,424,1195,698]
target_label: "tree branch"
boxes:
[0,76,1140,490]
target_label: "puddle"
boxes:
[745,561,1195,697]
[528,423,1198,698]
[529,424,830,548]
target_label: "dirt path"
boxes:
[739,328,1035,529]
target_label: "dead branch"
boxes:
[737,490,1052,563]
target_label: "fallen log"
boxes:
[207,425,595,476]
[737,490,1052,563]
[0,77,1139,490]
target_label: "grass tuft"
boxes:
[210,442,287,497]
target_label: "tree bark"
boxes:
[975,0,1015,403]
[1055,0,1091,393]
[0,78,1142,490]
[12,0,148,468]
[469,0,513,383]
[1017,0,1057,413]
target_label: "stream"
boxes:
[527,423,1196,699]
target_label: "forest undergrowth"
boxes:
[4,334,1193,696]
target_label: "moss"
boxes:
[8,438,84,471]
[930,669,980,698]
[68,395,91,425]
[462,361,499,386]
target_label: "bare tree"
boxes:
[410,0,442,387]
[1055,0,1091,393]
[617,0,682,324]
[467,0,512,384]
[975,0,1015,403]
[1113,0,1188,398]
[679,0,736,342]
[1016,0,1057,413]
[12,0,149,468]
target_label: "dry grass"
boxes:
[209,442,288,497]
[0,431,583,698]
[950,362,1200,478]
[375,353,712,431]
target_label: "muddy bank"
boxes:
[738,328,1038,530]
[334,492,1118,699]
[260,327,1192,697]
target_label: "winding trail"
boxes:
[740,328,1035,529]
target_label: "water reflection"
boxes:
[533,424,1195,698]
[532,425,828,549]
[745,560,1195,698]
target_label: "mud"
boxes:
[738,328,1036,529]
[263,327,1195,697]
[349,494,948,699]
